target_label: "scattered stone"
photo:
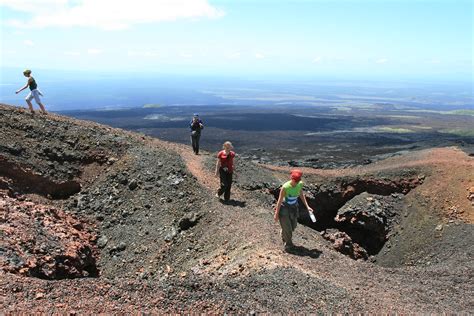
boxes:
[97,236,109,248]
[128,179,138,190]
[118,176,128,185]
[178,212,201,231]
[107,157,118,165]
[110,242,127,254]
[165,227,178,242]
[468,187,474,203]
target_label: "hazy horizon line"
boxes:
[1,66,472,86]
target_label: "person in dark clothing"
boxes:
[190,113,204,155]
[215,141,235,202]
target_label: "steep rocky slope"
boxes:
[1,104,473,313]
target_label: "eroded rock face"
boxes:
[333,192,403,254]
[0,190,98,279]
[0,156,81,199]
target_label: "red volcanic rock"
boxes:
[468,187,474,203]
[342,185,356,198]
[0,190,98,279]
[322,229,368,260]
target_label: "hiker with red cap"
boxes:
[274,169,314,252]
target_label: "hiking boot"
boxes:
[284,243,295,252]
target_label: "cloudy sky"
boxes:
[0,0,472,80]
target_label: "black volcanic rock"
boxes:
[178,212,201,231]
[128,179,138,190]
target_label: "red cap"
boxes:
[290,169,303,181]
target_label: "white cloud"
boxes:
[23,39,34,46]
[64,51,81,56]
[427,58,441,64]
[180,52,193,58]
[128,50,160,57]
[312,56,321,63]
[1,0,225,30]
[255,53,265,59]
[87,48,102,55]
[0,0,67,13]
[375,58,388,64]
[227,52,241,59]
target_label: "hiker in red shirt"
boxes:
[215,141,235,202]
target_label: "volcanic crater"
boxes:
[1,103,473,313]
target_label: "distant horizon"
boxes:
[1,66,472,86]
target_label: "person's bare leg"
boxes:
[38,102,47,114]
[26,100,35,113]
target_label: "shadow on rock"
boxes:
[220,199,246,207]
[286,246,322,259]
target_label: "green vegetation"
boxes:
[440,129,474,137]
[448,109,474,116]
[334,106,352,112]
[411,126,432,130]
[407,109,474,116]
[376,127,414,133]
[385,115,420,119]
[143,104,162,108]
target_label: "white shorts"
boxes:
[26,89,43,103]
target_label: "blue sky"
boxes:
[0,0,472,80]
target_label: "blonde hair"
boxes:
[23,69,32,75]
[223,141,233,149]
